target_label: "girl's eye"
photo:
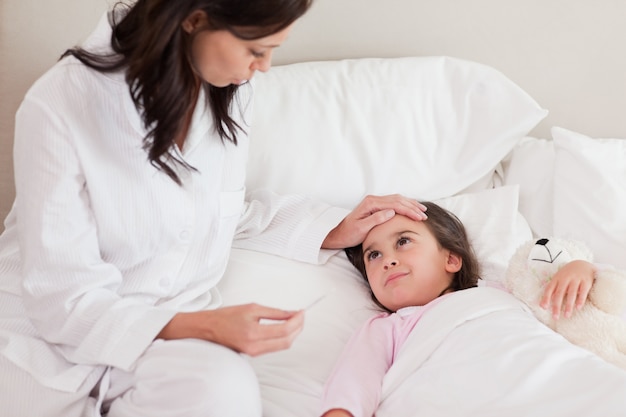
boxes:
[251,50,265,58]
[366,251,381,261]
[398,237,410,246]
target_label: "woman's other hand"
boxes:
[157,304,304,356]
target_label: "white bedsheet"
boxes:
[378,287,626,417]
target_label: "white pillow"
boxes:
[436,186,532,284]
[218,185,531,416]
[246,57,547,208]
[501,136,555,238]
[552,127,626,269]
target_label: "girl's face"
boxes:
[183,11,293,87]
[362,215,461,312]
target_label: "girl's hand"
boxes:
[321,409,354,417]
[322,194,427,249]
[540,260,595,319]
[157,304,304,356]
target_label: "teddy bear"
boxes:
[504,237,626,371]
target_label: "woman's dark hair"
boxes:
[345,201,480,312]
[62,0,313,184]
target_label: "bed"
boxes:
[217,56,626,416]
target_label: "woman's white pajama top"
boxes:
[0,17,348,394]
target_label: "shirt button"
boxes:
[179,230,191,242]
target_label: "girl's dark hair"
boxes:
[345,201,480,312]
[62,0,313,184]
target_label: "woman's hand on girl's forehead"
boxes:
[322,194,427,250]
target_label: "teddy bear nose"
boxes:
[535,238,549,246]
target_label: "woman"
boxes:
[0,1,427,416]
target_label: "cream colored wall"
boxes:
[0,0,108,229]
[2,0,626,226]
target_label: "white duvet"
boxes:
[378,287,626,417]
[221,248,626,417]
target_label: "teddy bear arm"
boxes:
[588,269,626,315]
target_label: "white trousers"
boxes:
[0,339,262,417]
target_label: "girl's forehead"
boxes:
[363,215,426,246]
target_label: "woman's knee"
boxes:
[181,340,262,413]
[108,339,262,417]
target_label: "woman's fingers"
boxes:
[322,194,427,249]
[206,304,305,356]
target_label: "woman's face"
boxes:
[361,215,461,312]
[183,11,293,87]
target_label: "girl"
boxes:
[320,202,596,417]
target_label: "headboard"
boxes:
[1,0,625,227]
